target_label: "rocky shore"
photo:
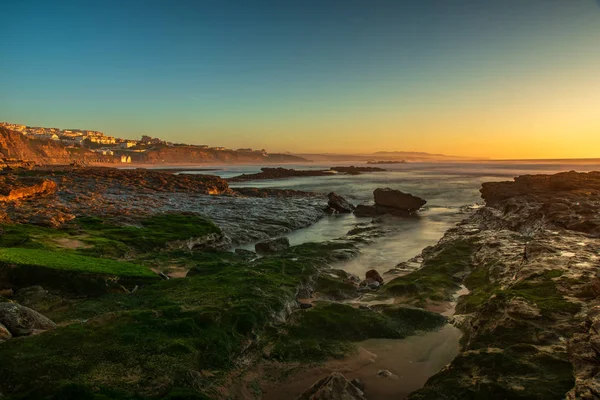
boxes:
[0,166,326,244]
[0,166,597,399]
[405,171,600,399]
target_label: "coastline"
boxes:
[0,167,598,399]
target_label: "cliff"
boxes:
[0,128,307,165]
[0,127,75,164]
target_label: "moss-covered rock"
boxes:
[0,240,361,399]
[384,239,476,305]
[407,345,574,400]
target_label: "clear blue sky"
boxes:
[2,0,600,157]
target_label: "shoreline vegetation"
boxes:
[0,162,599,399]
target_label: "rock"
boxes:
[373,188,426,213]
[0,322,11,341]
[0,177,57,202]
[167,232,232,251]
[15,286,49,308]
[331,166,386,174]
[358,278,380,291]
[365,269,384,285]
[28,210,76,228]
[350,378,365,391]
[0,302,57,336]
[506,297,542,319]
[327,192,355,213]
[255,237,290,253]
[296,372,366,400]
[354,204,377,217]
[377,369,399,379]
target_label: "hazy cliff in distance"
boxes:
[294,151,484,162]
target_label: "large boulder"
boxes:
[0,302,57,336]
[373,188,426,212]
[297,372,366,400]
[255,237,290,253]
[327,192,355,213]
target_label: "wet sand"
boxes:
[262,325,461,400]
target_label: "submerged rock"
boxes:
[255,237,290,253]
[327,192,355,213]
[296,372,366,400]
[0,302,56,336]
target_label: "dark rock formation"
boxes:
[229,166,385,182]
[354,188,426,217]
[330,166,386,174]
[373,188,426,212]
[255,237,290,253]
[296,372,366,400]
[327,192,354,213]
[229,167,335,182]
[0,302,56,336]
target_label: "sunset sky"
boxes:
[2,0,600,159]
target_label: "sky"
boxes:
[2,0,600,159]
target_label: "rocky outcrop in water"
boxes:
[229,166,386,182]
[327,192,355,213]
[373,188,426,213]
[354,188,427,217]
[407,171,600,400]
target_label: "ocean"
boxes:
[182,161,600,277]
